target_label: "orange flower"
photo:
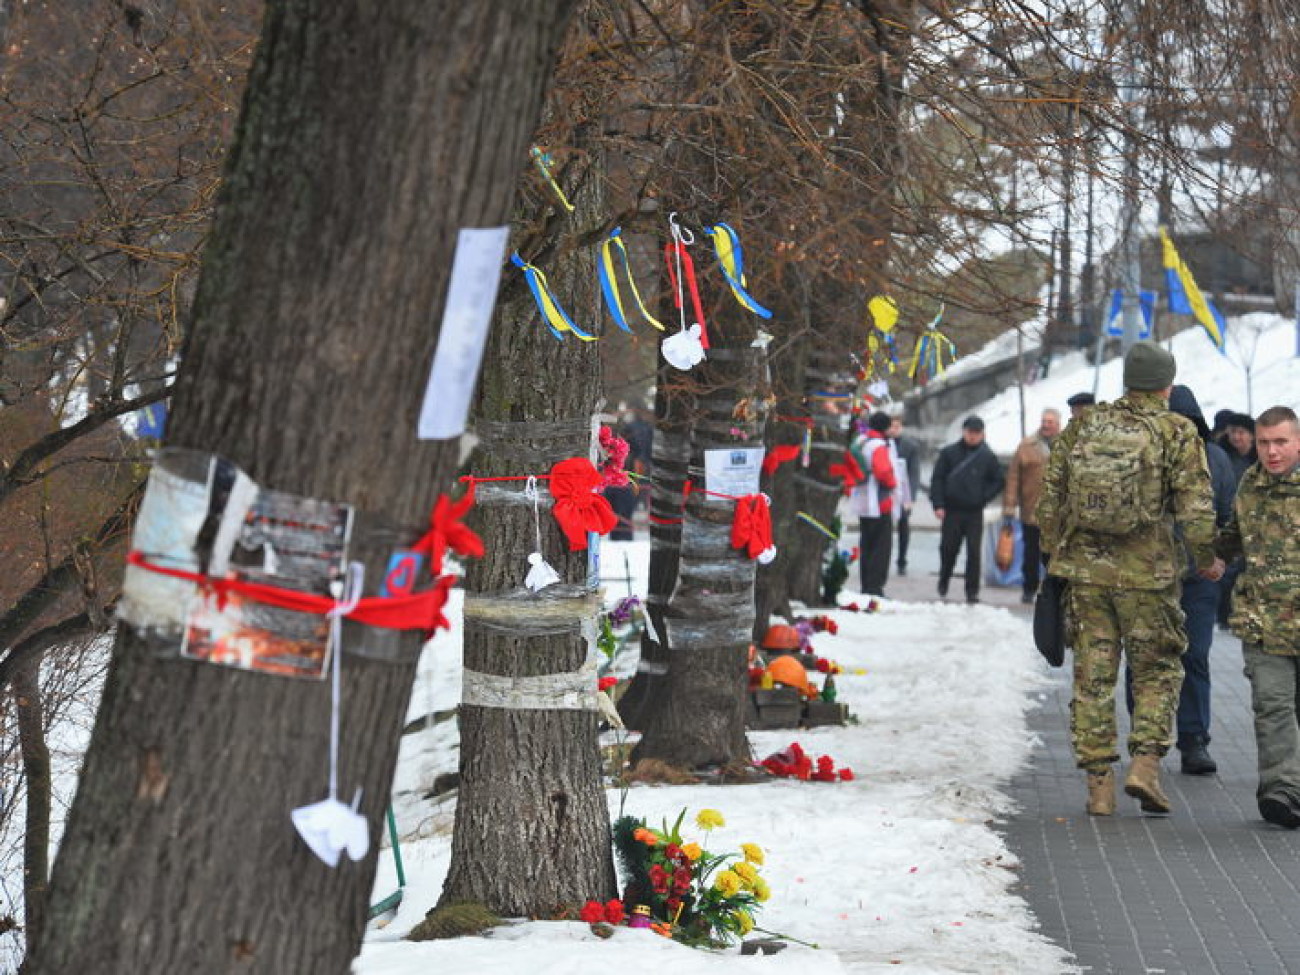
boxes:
[633,827,659,846]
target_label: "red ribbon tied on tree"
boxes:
[761,443,802,476]
[731,493,776,563]
[549,457,619,551]
[411,481,486,575]
[828,451,865,496]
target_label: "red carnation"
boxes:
[839,768,855,781]
[580,900,606,923]
[598,676,618,692]
[649,863,670,894]
[604,899,626,924]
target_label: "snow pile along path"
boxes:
[357,572,1075,974]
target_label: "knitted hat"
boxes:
[1123,340,1176,391]
[962,415,985,432]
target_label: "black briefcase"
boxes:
[1033,575,1068,667]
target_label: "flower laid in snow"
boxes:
[609,808,766,947]
[760,741,854,783]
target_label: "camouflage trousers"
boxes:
[1067,582,1187,770]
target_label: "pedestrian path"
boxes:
[1002,631,1300,974]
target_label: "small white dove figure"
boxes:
[661,323,706,371]
[525,552,561,592]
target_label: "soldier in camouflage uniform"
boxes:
[1216,405,1300,827]
[1037,341,1221,816]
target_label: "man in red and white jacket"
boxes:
[849,411,898,596]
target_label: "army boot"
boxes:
[1124,754,1172,814]
[1086,769,1115,816]
[1179,736,1217,776]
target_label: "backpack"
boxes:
[1066,404,1166,535]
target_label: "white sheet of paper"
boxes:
[417,226,511,440]
[704,447,765,497]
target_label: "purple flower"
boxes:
[609,595,641,626]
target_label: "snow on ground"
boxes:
[356,541,1076,974]
[943,313,1300,455]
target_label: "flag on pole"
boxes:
[1159,227,1227,351]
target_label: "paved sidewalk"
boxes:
[1001,631,1300,974]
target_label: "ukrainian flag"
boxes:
[1159,227,1227,351]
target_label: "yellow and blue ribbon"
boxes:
[530,147,575,213]
[512,253,597,342]
[908,305,955,380]
[704,222,773,319]
[598,228,665,333]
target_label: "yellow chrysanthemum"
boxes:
[680,842,703,862]
[752,878,771,902]
[695,808,726,830]
[714,870,743,897]
[740,843,765,865]
[737,912,755,935]
[733,861,759,886]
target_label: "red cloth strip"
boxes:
[127,551,454,635]
[663,242,709,349]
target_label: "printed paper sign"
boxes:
[418,225,511,440]
[181,487,353,679]
[120,449,355,679]
[704,447,765,498]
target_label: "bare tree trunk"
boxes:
[26,2,575,972]
[438,147,615,915]
[14,658,49,954]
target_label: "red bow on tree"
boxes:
[761,443,802,476]
[412,481,485,574]
[549,457,618,550]
[730,493,775,561]
[828,451,865,496]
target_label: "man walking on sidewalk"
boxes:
[931,415,1004,604]
[1216,406,1300,828]
[1037,341,1220,817]
[1003,407,1061,604]
[889,414,921,577]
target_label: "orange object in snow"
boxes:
[766,655,816,699]
[762,624,801,651]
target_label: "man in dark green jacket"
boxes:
[1217,405,1300,827]
[1037,341,1220,817]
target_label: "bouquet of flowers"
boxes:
[760,741,854,782]
[609,808,768,946]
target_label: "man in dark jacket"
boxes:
[931,415,1005,603]
[1165,385,1237,774]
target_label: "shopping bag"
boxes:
[995,521,1016,573]
[1033,575,1068,667]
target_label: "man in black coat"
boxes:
[931,415,1005,603]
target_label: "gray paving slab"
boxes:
[1002,628,1300,974]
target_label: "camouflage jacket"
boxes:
[1036,391,1216,589]
[1216,463,1300,654]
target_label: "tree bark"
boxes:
[438,143,615,915]
[14,658,50,955]
[615,368,691,731]
[632,343,765,769]
[26,2,575,973]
